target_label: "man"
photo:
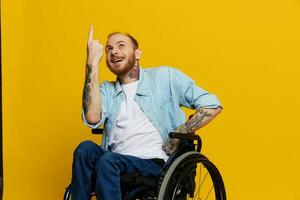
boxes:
[71,25,223,200]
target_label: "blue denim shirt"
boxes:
[82,66,222,150]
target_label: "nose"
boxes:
[111,47,119,55]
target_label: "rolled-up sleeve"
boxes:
[81,82,108,129]
[171,68,222,109]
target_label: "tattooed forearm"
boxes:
[163,107,222,155]
[82,64,92,115]
[175,108,214,133]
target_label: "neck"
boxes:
[118,64,140,84]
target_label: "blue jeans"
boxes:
[71,140,163,200]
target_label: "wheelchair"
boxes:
[64,129,226,200]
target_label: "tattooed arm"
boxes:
[174,106,223,133]
[82,26,103,124]
[163,68,223,154]
[163,106,222,154]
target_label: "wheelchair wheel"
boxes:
[158,151,226,200]
[63,185,97,200]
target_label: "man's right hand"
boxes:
[82,25,102,122]
[86,25,103,67]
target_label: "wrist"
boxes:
[86,56,102,67]
[86,62,99,72]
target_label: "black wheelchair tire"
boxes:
[157,151,226,200]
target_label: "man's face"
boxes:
[105,34,138,77]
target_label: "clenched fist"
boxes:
[86,25,103,67]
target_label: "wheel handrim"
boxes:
[158,151,225,200]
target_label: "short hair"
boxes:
[107,32,139,49]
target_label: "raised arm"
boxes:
[82,25,104,124]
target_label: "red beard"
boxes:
[106,53,136,77]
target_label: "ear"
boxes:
[135,48,142,60]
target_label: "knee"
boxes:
[99,153,117,164]
[73,140,98,158]
[96,153,118,170]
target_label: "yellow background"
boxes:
[2,0,300,199]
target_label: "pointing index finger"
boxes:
[88,25,94,43]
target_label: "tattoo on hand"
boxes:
[83,64,92,114]
[162,138,180,155]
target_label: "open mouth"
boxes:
[111,57,125,63]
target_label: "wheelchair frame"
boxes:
[64,129,226,200]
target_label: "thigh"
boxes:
[73,140,108,166]
[96,152,162,177]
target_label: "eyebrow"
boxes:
[105,40,126,49]
[116,40,126,44]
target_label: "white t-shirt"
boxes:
[108,80,168,161]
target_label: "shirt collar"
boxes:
[114,66,148,97]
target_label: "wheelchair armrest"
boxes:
[91,128,104,134]
[169,132,202,152]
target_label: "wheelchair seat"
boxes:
[119,138,195,200]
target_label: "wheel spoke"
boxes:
[199,171,208,188]
[204,185,214,200]
[193,164,202,200]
